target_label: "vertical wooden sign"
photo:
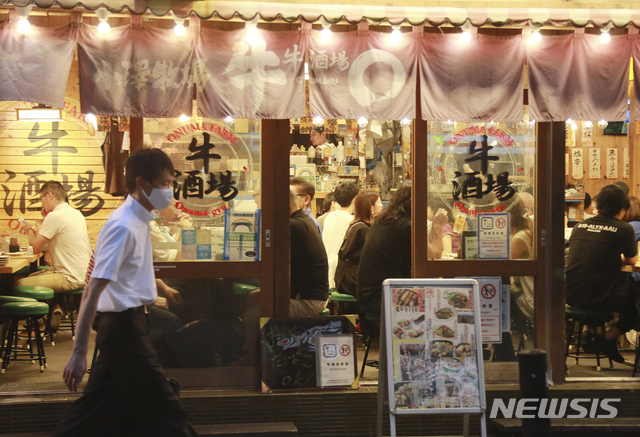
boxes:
[589,148,600,179]
[571,148,583,179]
[623,148,630,179]
[606,148,618,179]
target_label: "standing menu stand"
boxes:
[377,279,487,437]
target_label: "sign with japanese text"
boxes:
[308,30,417,120]
[260,316,357,392]
[315,334,356,387]
[0,98,119,247]
[196,28,305,119]
[383,279,485,414]
[589,148,600,179]
[571,147,583,179]
[470,277,502,343]
[157,119,255,217]
[606,148,618,178]
[78,24,194,117]
[0,22,75,109]
[477,213,510,260]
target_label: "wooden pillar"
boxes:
[261,119,292,318]
[130,118,143,153]
[537,121,567,384]
[412,60,429,278]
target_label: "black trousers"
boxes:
[52,309,198,437]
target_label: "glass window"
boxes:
[144,117,261,262]
[426,119,537,261]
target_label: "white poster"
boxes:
[316,334,356,387]
[473,277,502,343]
[606,148,618,179]
[624,148,630,179]
[582,122,593,147]
[589,148,600,179]
[571,148,583,179]
[477,213,510,260]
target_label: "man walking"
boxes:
[52,149,197,437]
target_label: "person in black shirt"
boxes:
[566,186,639,362]
[357,184,446,316]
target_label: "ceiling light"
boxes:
[224,116,234,124]
[357,117,368,128]
[566,118,573,125]
[597,119,608,129]
[97,7,110,34]
[528,25,541,45]
[246,17,262,46]
[313,116,324,126]
[15,6,32,34]
[179,114,189,123]
[584,121,593,128]
[16,106,65,122]
[401,118,411,126]
[319,17,332,43]
[85,113,98,129]
[388,24,402,45]
[170,11,186,36]
[599,23,612,44]
[460,21,473,44]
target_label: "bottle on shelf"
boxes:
[308,146,315,158]
[336,141,345,162]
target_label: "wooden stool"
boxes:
[360,312,380,377]
[329,290,357,315]
[56,288,83,340]
[0,301,49,373]
[565,305,613,371]
[14,285,56,345]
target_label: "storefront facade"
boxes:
[0,1,639,395]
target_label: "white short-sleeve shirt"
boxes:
[93,195,157,312]
[38,203,91,285]
[322,209,353,289]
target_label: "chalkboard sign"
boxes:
[260,316,357,392]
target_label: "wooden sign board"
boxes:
[260,315,357,392]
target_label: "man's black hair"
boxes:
[312,126,325,134]
[125,148,174,194]
[596,186,630,217]
[290,177,315,200]
[333,182,359,208]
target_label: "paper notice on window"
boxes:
[623,148,630,179]
[606,148,618,179]
[589,148,600,179]
[571,148,583,179]
[582,122,593,147]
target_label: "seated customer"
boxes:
[335,191,382,297]
[566,186,639,362]
[150,200,193,261]
[290,177,322,235]
[317,192,337,231]
[357,184,446,315]
[20,181,91,294]
[241,188,329,363]
[323,182,360,289]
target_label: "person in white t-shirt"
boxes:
[20,181,91,294]
[323,182,359,289]
[52,148,197,437]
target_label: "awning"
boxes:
[2,1,640,28]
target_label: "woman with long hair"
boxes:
[334,191,383,296]
[356,184,446,315]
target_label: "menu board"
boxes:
[383,279,486,416]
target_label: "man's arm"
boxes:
[23,224,50,254]
[62,277,110,392]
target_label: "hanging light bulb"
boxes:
[460,21,473,44]
[597,119,608,129]
[566,118,573,125]
[388,24,402,45]
[312,116,324,126]
[357,117,368,128]
[85,113,98,130]
[319,17,332,43]
[584,120,593,128]
[571,122,578,131]
[170,11,186,36]
[224,116,234,124]
[529,29,542,45]
[179,114,189,123]
[15,6,32,34]
[246,18,263,46]
[600,23,612,44]
[401,118,411,126]
[97,7,110,34]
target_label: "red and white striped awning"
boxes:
[2,0,640,28]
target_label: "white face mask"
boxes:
[142,184,173,211]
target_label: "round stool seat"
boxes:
[330,291,357,303]
[14,285,54,301]
[565,305,610,317]
[1,302,49,317]
[319,308,331,316]
[14,265,50,276]
[0,296,37,305]
[72,288,83,295]
[232,283,258,297]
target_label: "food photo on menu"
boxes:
[390,287,480,410]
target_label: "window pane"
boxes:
[144,117,261,262]
[426,120,537,260]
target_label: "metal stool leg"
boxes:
[32,316,46,371]
[1,319,17,373]
[360,331,373,378]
